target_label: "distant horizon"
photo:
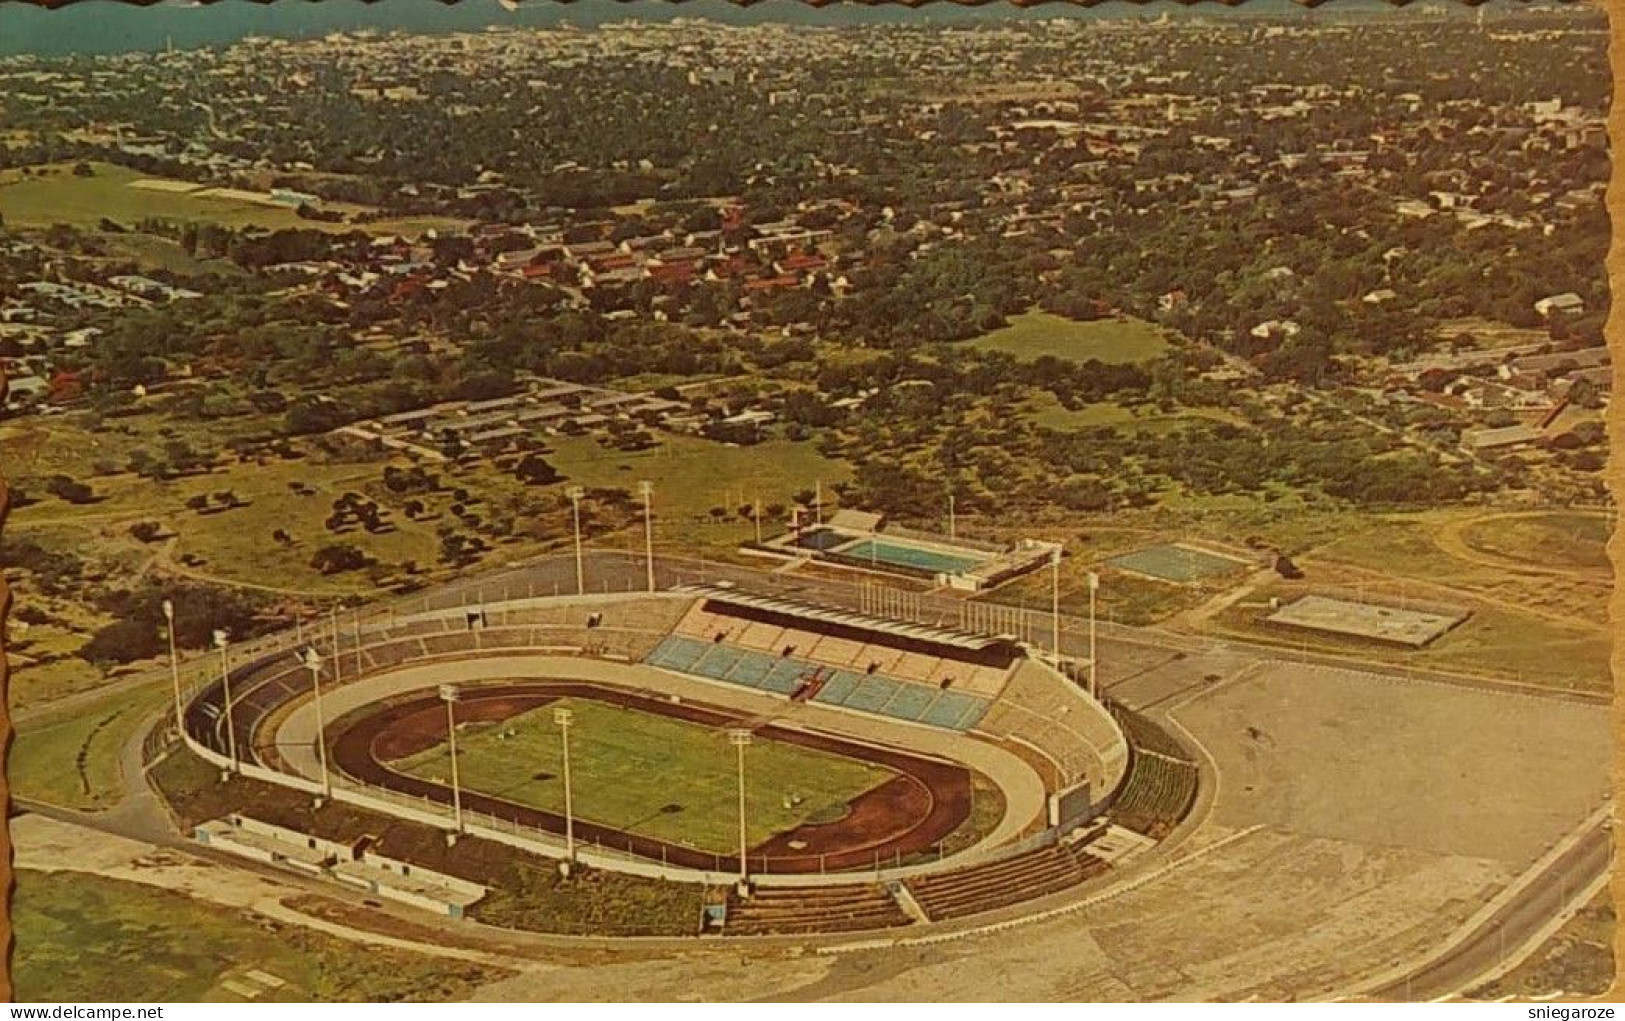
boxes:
[0,0,1553,58]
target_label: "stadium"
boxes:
[170,551,1202,937]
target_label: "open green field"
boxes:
[391,697,895,854]
[966,310,1171,365]
[10,681,171,810]
[12,870,503,1002]
[0,162,466,237]
[1456,511,1612,573]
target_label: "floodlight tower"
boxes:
[301,647,332,799]
[440,684,464,836]
[213,629,239,772]
[729,728,753,887]
[1049,547,1063,664]
[1087,571,1101,698]
[639,479,656,592]
[567,485,586,595]
[162,599,183,737]
[554,706,576,863]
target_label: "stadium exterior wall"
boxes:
[175,576,1133,893]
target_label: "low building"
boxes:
[1460,424,1543,453]
[1534,292,1586,317]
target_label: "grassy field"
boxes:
[1215,585,1611,693]
[1433,316,1550,351]
[12,870,504,1002]
[966,310,1171,365]
[1456,511,1611,572]
[10,681,172,810]
[391,697,895,854]
[0,162,465,237]
[544,432,850,548]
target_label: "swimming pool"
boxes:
[840,539,986,575]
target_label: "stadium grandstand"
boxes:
[643,585,1024,731]
[170,561,1190,936]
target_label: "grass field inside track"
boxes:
[389,696,897,855]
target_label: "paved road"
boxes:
[1365,816,1613,1001]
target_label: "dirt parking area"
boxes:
[1170,662,1611,863]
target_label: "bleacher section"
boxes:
[903,844,1108,922]
[724,884,912,936]
[975,660,1126,788]
[646,634,993,732]
[639,592,1026,733]
[1110,751,1198,839]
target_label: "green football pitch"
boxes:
[388,697,897,854]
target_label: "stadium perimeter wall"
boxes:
[175,587,1131,891]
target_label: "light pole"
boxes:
[554,706,576,863]
[440,684,464,836]
[162,600,183,737]
[948,490,957,541]
[814,480,823,526]
[639,479,656,592]
[567,486,585,596]
[1050,547,1063,664]
[753,495,763,545]
[213,629,239,772]
[330,605,341,683]
[1087,571,1100,698]
[729,728,752,886]
[302,647,332,798]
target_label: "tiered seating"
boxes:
[975,661,1127,787]
[644,635,992,732]
[1110,752,1198,838]
[724,884,911,935]
[667,600,1015,700]
[904,845,1107,922]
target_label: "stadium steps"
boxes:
[903,845,1105,922]
[723,884,912,936]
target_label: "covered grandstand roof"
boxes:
[675,584,1011,653]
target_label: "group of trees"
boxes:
[80,581,268,667]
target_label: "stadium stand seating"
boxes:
[724,883,912,935]
[1110,751,1198,838]
[903,844,1108,922]
[641,593,1023,732]
[644,634,992,732]
[975,660,1125,787]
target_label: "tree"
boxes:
[310,543,372,575]
[513,454,562,486]
[45,475,96,505]
[81,618,162,666]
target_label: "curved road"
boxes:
[1364,816,1613,1001]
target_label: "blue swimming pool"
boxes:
[840,539,985,575]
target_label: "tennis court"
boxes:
[1107,544,1250,583]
